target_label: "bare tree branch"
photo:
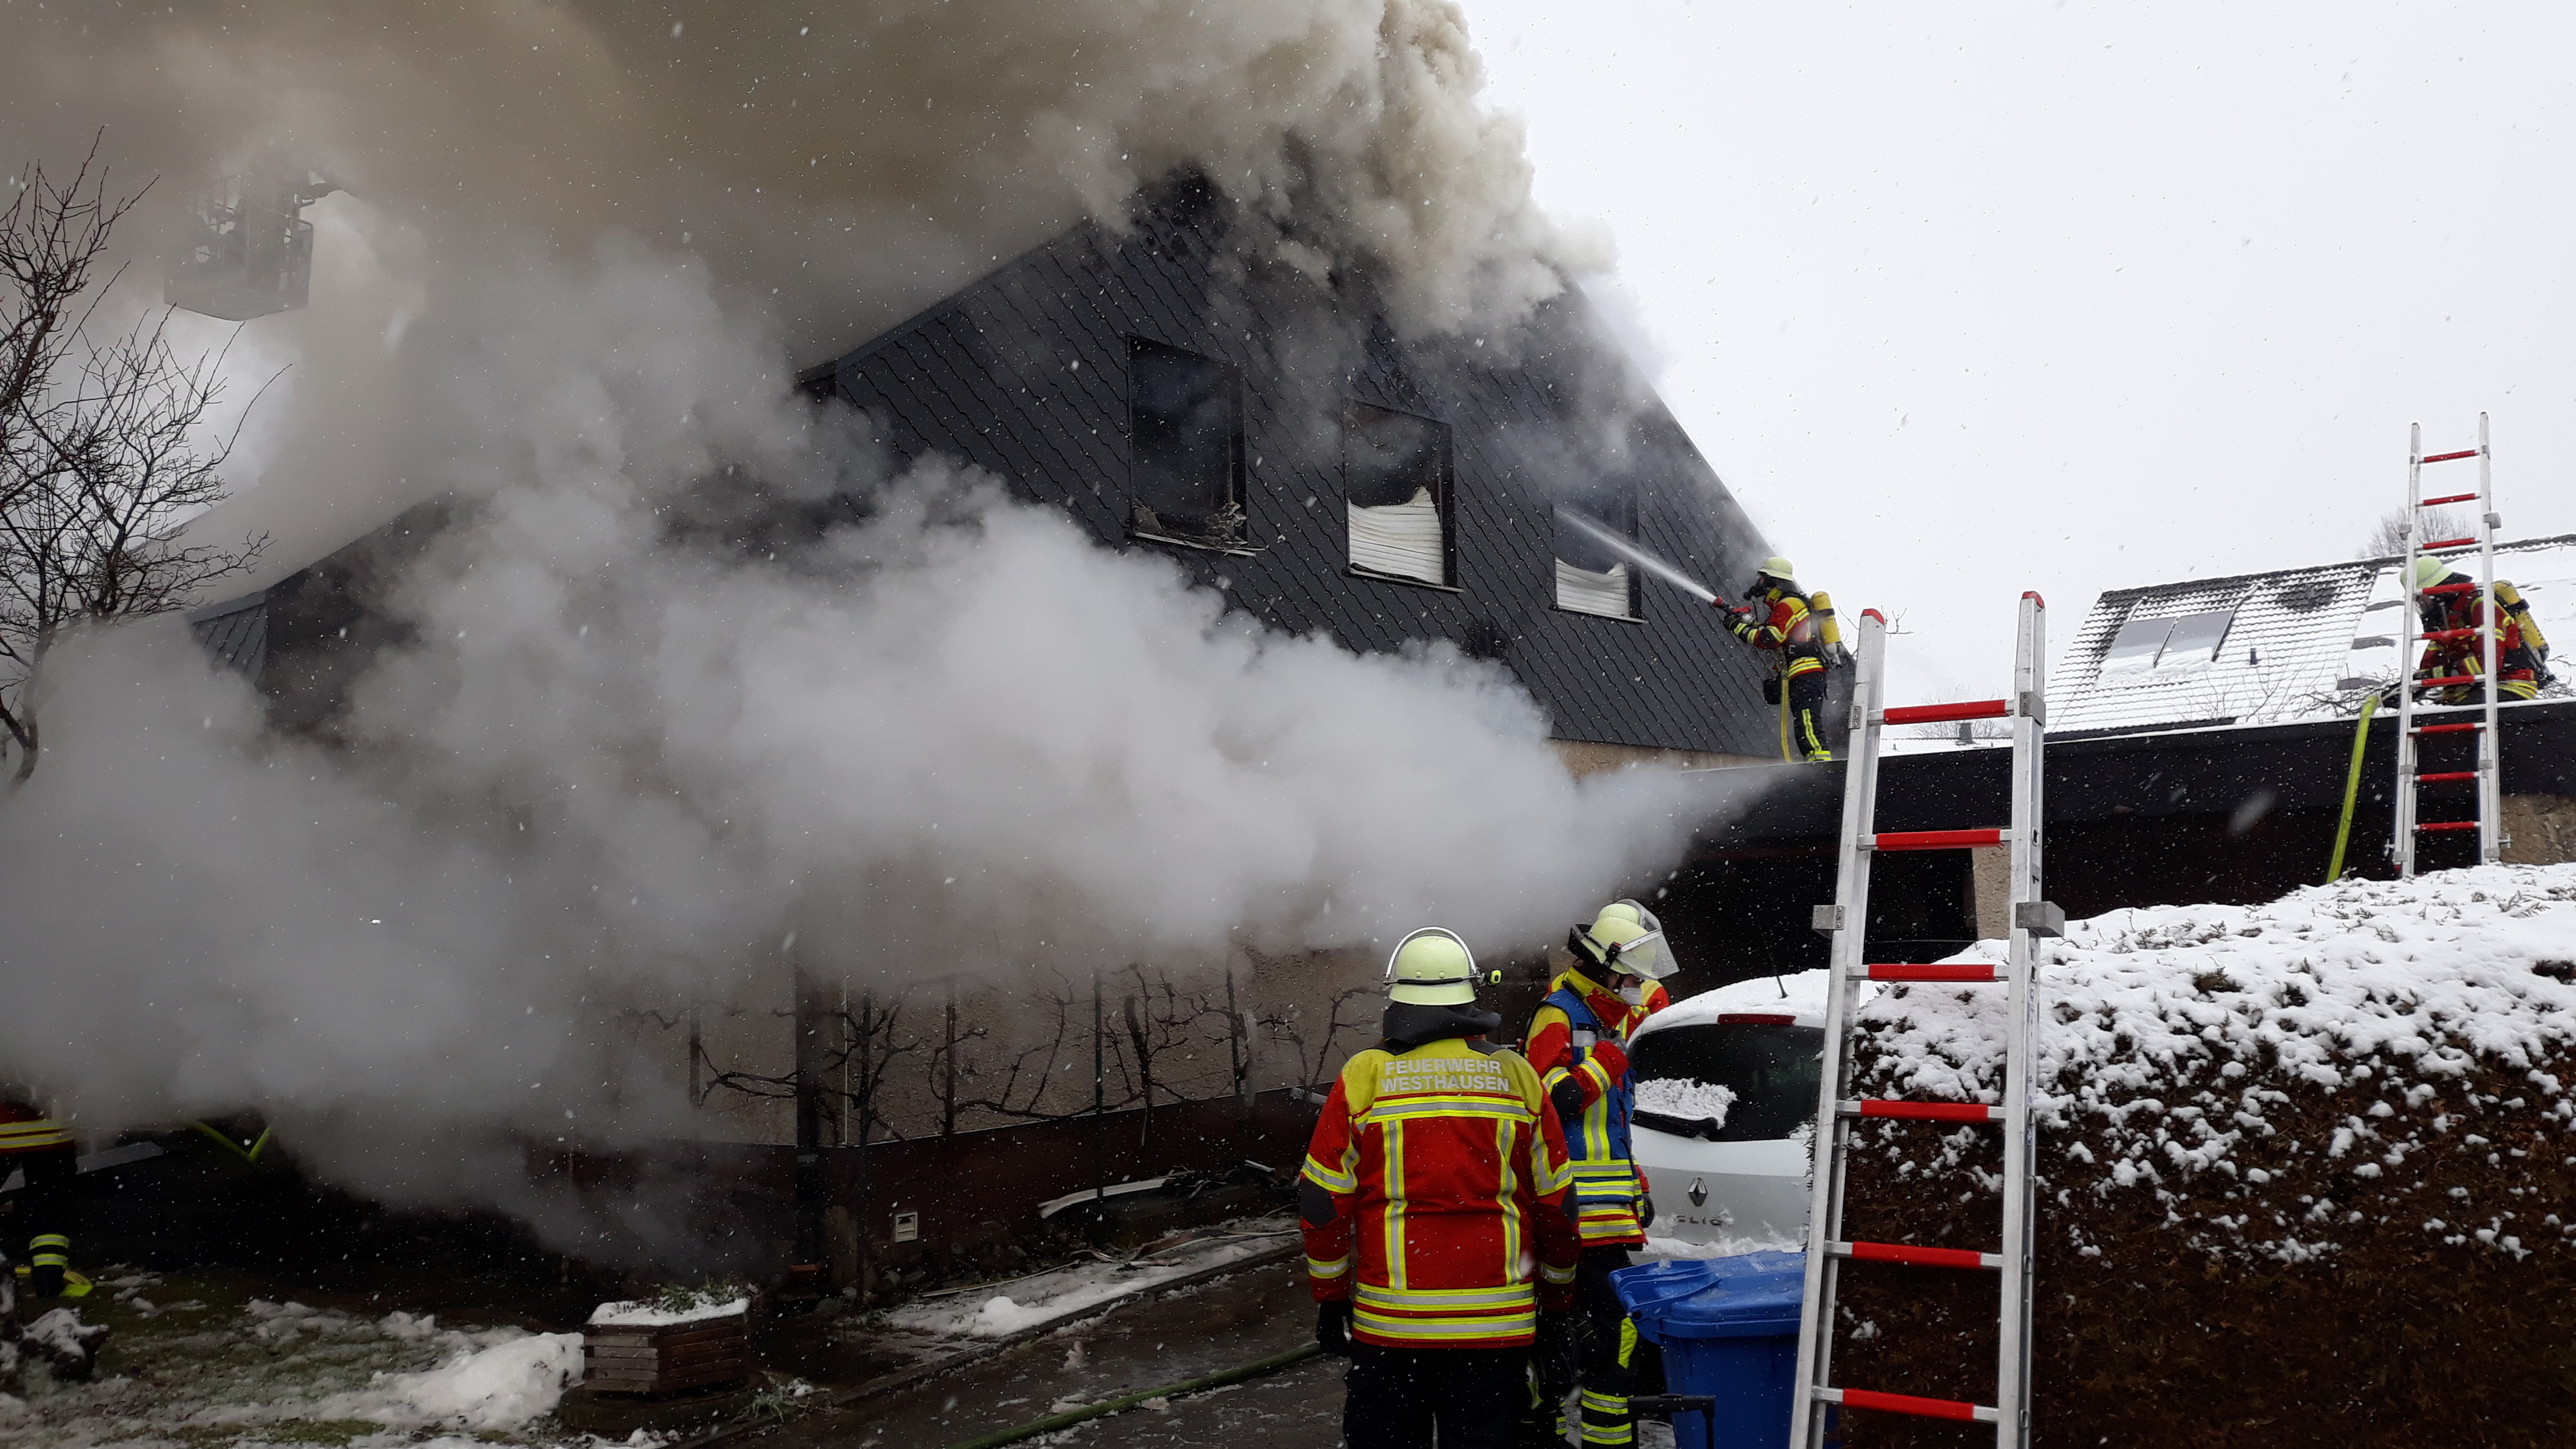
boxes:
[1,143,268,781]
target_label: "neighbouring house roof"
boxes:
[2048,534,2576,737]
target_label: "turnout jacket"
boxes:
[2417,592,2541,700]
[1523,968,1669,1248]
[0,1099,72,1157]
[1732,587,1828,680]
[1301,1033,1581,1348]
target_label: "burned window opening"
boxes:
[1344,401,1453,587]
[1126,336,1247,552]
[1553,482,1641,621]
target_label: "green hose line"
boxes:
[2326,691,2381,883]
[947,1342,1324,1449]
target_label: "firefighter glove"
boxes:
[1637,1193,1656,1230]
[1762,676,1782,706]
[1315,1299,1355,1357]
[1550,1078,1586,1126]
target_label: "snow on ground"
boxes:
[886,1222,1299,1340]
[0,1272,588,1448]
[1855,861,2576,1259]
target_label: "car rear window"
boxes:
[1629,1022,1824,1142]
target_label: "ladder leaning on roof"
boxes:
[2391,414,2505,875]
[1788,595,2059,1449]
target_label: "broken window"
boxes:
[1126,337,1245,549]
[1344,402,1452,586]
[2099,607,2237,677]
[1553,484,1639,620]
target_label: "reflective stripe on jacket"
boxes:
[1743,589,1828,678]
[1300,1037,1581,1349]
[0,1103,72,1156]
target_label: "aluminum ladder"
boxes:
[2391,414,2505,874]
[1788,593,2058,1449]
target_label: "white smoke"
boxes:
[0,2,1737,1224]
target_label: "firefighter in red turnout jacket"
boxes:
[1302,929,1583,1449]
[1719,555,1836,762]
[1521,900,1676,1448]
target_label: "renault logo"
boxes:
[1687,1178,1707,1208]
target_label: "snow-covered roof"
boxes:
[2049,534,2576,736]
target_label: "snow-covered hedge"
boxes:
[1831,863,2576,1445]
[1856,862,2576,1262]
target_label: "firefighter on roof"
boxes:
[1521,900,1677,1448]
[1719,556,1840,762]
[2,1091,86,1300]
[1301,928,1581,1449]
[2411,557,2545,704]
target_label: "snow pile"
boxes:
[589,1292,749,1327]
[1855,862,2576,1259]
[1634,1078,1738,1128]
[314,1330,583,1431]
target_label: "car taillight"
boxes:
[1717,1013,1795,1025]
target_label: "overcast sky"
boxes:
[1467,1,2576,705]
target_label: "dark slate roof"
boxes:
[817,184,1786,758]
[187,590,268,678]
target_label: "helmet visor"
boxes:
[1608,930,1672,980]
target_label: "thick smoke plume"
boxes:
[0,2,1722,1229]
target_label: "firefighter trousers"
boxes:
[8,1146,77,1297]
[1523,1246,1649,1447]
[1344,1342,1527,1449]
[1788,669,1831,762]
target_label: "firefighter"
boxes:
[1521,900,1677,1448]
[1,1091,85,1300]
[1719,556,1835,761]
[1302,928,1582,1449]
[2411,557,2542,704]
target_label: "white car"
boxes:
[1625,970,1873,1245]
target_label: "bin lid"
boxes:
[1614,1251,1807,1341]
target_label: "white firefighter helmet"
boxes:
[2411,554,2459,590]
[1571,899,1672,980]
[1384,927,1480,1007]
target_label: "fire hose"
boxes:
[947,1341,1322,1448]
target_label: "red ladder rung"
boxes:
[2419,628,2483,642]
[2414,770,2477,783]
[2421,491,2479,505]
[2422,582,2479,595]
[1869,828,2004,851]
[1880,699,2009,726]
[1822,1387,2000,1425]
[2423,537,2478,550]
[1835,1239,2001,1271]
[2417,820,2481,832]
[2414,722,2483,734]
[1844,1098,2002,1123]
[2418,675,2478,688]
[1864,963,1999,983]
[2421,449,2480,463]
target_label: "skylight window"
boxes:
[2098,608,2238,678]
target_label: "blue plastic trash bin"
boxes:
[1614,1252,1808,1449]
